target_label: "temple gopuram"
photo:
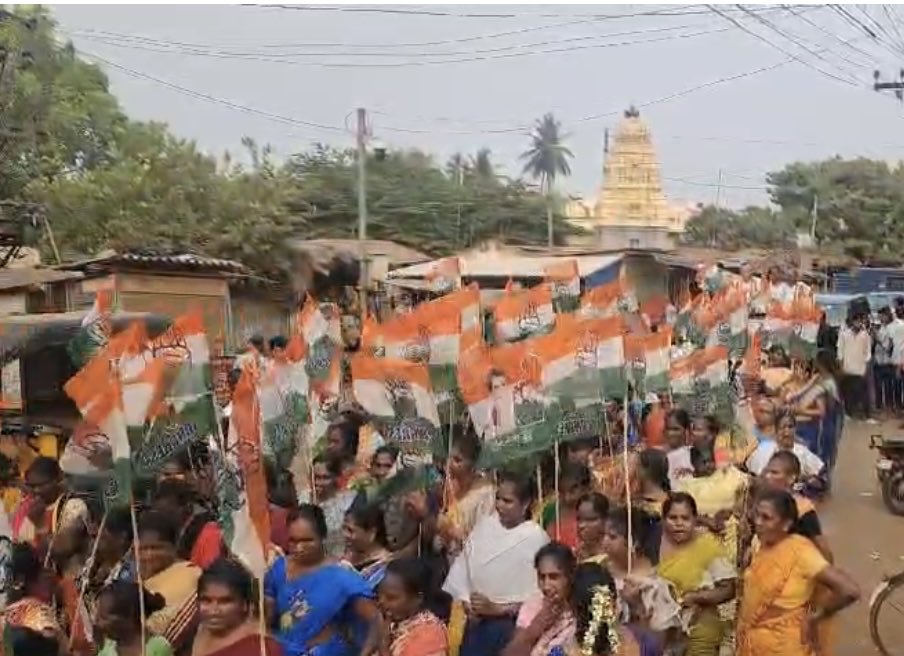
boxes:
[566,106,694,250]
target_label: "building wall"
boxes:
[114,273,230,352]
[229,293,290,352]
[0,293,26,316]
[596,226,676,251]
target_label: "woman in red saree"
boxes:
[192,559,282,656]
[737,489,859,656]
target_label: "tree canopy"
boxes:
[683,157,904,263]
[0,8,578,282]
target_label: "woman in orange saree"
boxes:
[737,489,859,656]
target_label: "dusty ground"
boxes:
[821,419,904,655]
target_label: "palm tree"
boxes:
[520,113,573,247]
[445,152,468,184]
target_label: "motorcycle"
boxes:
[870,434,904,516]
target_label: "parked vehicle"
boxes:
[870,434,904,516]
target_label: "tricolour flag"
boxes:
[789,297,822,360]
[297,299,342,448]
[351,354,439,455]
[531,315,626,402]
[68,287,113,368]
[425,257,462,294]
[625,329,672,393]
[545,260,581,313]
[135,313,218,478]
[213,366,270,576]
[580,279,624,319]
[258,332,309,469]
[494,282,555,343]
[65,352,131,507]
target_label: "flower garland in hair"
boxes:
[581,585,619,656]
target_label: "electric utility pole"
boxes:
[356,107,368,320]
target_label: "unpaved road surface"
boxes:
[822,419,904,655]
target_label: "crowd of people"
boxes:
[0,342,865,656]
[0,264,878,656]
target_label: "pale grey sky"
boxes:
[50,4,904,209]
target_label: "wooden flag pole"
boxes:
[128,495,147,653]
[258,576,267,656]
[553,441,561,541]
[623,393,633,574]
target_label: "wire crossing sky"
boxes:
[52,4,904,209]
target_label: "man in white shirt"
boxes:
[837,316,872,419]
[874,307,896,413]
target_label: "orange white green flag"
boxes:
[64,352,131,507]
[68,287,113,368]
[531,316,626,401]
[544,260,581,313]
[579,280,624,319]
[210,365,270,576]
[134,313,219,478]
[493,282,555,343]
[298,299,342,447]
[258,331,308,470]
[425,256,461,294]
[625,329,672,394]
[469,335,605,467]
[351,354,439,456]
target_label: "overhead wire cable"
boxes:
[734,5,864,85]
[65,25,732,68]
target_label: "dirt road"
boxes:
[822,419,904,655]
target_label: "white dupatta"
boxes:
[443,512,549,604]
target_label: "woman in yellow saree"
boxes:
[136,512,202,655]
[737,489,859,656]
[656,493,736,656]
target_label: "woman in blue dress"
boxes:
[264,504,381,656]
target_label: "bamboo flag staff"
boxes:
[128,495,148,655]
[623,393,633,574]
[553,441,561,541]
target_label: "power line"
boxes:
[737,5,866,81]
[781,4,877,70]
[67,24,731,68]
[79,50,347,135]
[248,4,780,20]
[663,175,769,190]
[707,4,860,87]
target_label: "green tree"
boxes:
[0,7,126,200]
[520,113,573,247]
[285,145,577,253]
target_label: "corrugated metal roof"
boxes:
[60,251,248,273]
[0,268,83,292]
[387,252,622,280]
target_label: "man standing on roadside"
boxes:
[838,314,872,420]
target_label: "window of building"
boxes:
[629,238,641,249]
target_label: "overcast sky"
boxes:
[50,4,904,209]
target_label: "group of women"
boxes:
[0,346,862,656]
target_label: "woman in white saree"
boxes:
[443,471,549,656]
